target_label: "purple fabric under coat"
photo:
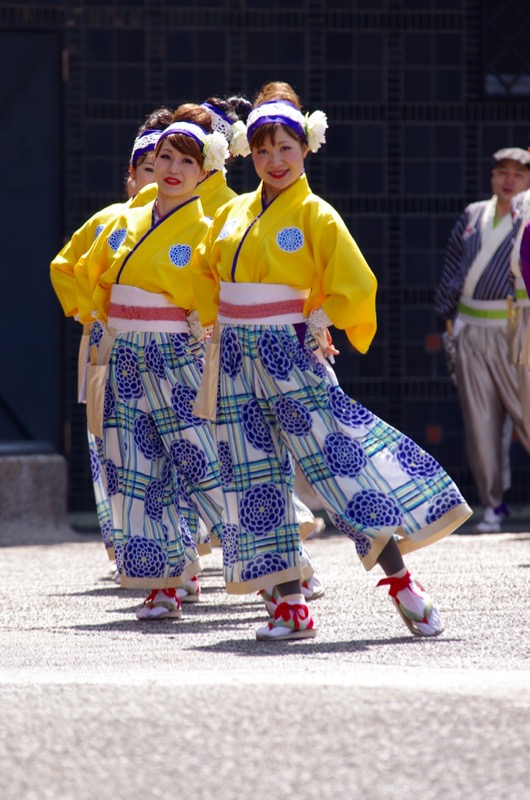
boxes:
[520,220,530,294]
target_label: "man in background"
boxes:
[434,148,530,532]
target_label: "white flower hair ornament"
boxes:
[202,130,230,171]
[305,110,328,153]
[228,119,251,157]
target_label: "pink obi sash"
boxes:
[217,282,309,325]
[107,285,189,333]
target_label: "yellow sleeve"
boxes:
[311,207,377,354]
[74,226,113,324]
[191,224,221,327]
[50,224,94,317]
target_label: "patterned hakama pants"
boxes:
[213,315,471,595]
[103,323,224,590]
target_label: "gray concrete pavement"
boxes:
[0,524,529,800]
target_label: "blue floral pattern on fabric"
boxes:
[171,384,205,426]
[241,552,289,581]
[346,490,403,529]
[396,436,441,478]
[426,489,463,524]
[178,514,194,548]
[90,320,104,346]
[170,333,188,357]
[170,440,208,483]
[221,524,239,566]
[145,478,165,521]
[107,228,127,251]
[220,327,243,378]
[239,483,286,534]
[89,446,101,481]
[218,219,238,240]
[161,460,173,486]
[94,224,105,240]
[145,340,166,379]
[327,385,375,428]
[276,227,304,252]
[114,345,144,400]
[283,453,294,477]
[217,441,234,486]
[177,479,192,504]
[279,332,310,371]
[114,543,123,574]
[100,520,114,549]
[242,399,274,453]
[332,514,372,557]
[304,347,328,379]
[103,381,116,420]
[275,396,312,436]
[258,330,293,380]
[169,244,192,267]
[323,432,367,477]
[192,355,204,374]
[104,459,119,495]
[133,413,164,460]
[169,558,186,578]
[123,536,166,578]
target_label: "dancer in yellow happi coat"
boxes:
[50,107,173,566]
[75,105,230,619]
[192,80,472,641]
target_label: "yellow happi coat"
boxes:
[129,169,237,219]
[192,172,378,354]
[50,201,126,317]
[76,196,210,323]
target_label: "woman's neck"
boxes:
[156,193,194,219]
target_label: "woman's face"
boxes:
[251,128,308,203]
[129,152,156,195]
[154,141,205,208]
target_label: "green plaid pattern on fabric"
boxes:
[103,330,224,584]
[214,322,467,589]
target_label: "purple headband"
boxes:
[246,100,307,144]
[156,121,208,152]
[130,129,163,166]
[155,121,230,172]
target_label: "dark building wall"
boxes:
[2,0,529,511]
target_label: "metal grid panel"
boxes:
[3,0,529,509]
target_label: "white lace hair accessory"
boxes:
[130,129,163,166]
[157,122,229,172]
[201,102,233,139]
[246,100,328,153]
[200,103,251,158]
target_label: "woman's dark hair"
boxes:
[203,94,252,125]
[138,106,174,135]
